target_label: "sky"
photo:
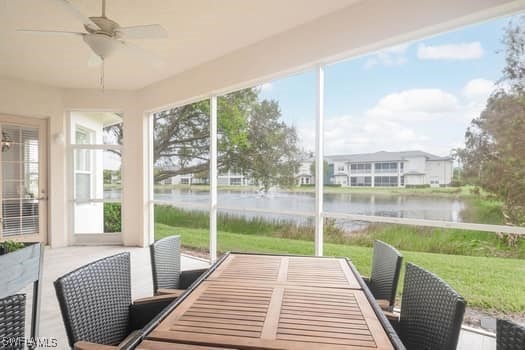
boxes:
[258,13,522,157]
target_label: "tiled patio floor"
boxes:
[24,246,209,349]
[23,246,493,349]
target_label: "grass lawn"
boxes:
[156,223,525,314]
[155,205,523,258]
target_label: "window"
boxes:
[230,178,242,186]
[152,98,212,257]
[350,176,372,187]
[350,163,371,173]
[374,176,398,187]
[150,13,525,275]
[74,127,94,201]
[374,162,398,173]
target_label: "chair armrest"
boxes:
[384,310,401,334]
[74,341,117,350]
[180,268,208,289]
[383,310,399,321]
[156,288,185,296]
[376,299,391,311]
[129,295,177,331]
[133,294,178,305]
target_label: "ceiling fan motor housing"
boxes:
[83,32,118,59]
[85,16,119,35]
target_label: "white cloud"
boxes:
[367,89,459,121]
[462,78,495,100]
[460,78,495,122]
[364,43,409,69]
[417,42,484,60]
[298,115,427,155]
[298,79,496,156]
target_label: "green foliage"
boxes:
[237,100,300,191]
[0,240,25,254]
[155,223,525,313]
[299,184,342,187]
[104,202,122,233]
[154,204,524,258]
[456,17,525,226]
[152,89,301,190]
[405,184,430,189]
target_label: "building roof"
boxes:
[325,150,451,163]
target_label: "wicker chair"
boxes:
[363,240,403,311]
[150,235,208,295]
[391,263,466,350]
[497,319,525,350]
[54,252,176,349]
[0,294,26,349]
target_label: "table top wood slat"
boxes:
[137,340,236,350]
[141,254,395,350]
[207,254,361,289]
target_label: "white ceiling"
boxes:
[0,0,360,90]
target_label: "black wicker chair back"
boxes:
[54,252,132,347]
[399,263,466,350]
[368,240,403,308]
[0,294,26,349]
[497,319,525,350]
[150,235,182,292]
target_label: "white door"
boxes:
[0,116,47,243]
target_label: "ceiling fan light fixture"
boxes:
[83,33,119,59]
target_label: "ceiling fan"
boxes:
[17,0,167,87]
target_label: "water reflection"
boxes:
[135,188,467,230]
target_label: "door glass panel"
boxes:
[1,124,40,237]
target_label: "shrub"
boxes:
[405,184,430,189]
[104,202,122,232]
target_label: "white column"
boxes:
[209,96,218,263]
[315,64,324,257]
[398,161,401,188]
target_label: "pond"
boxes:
[132,188,467,230]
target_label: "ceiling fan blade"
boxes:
[116,24,168,39]
[88,52,103,67]
[52,0,100,30]
[120,40,164,68]
[17,29,85,36]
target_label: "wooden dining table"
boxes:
[133,253,402,350]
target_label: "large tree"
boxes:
[237,100,300,191]
[153,88,301,190]
[459,16,525,225]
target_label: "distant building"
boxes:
[160,170,252,186]
[296,156,314,185]
[159,150,453,188]
[324,150,453,187]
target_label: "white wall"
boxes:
[426,160,454,185]
[405,157,426,174]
